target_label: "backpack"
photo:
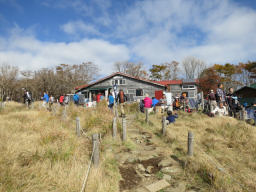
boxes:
[119,91,124,103]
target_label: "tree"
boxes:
[213,63,241,90]
[149,61,179,80]
[113,62,148,78]
[0,63,19,101]
[199,68,221,94]
[182,56,206,79]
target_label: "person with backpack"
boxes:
[144,93,153,113]
[73,93,79,105]
[208,89,217,112]
[42,92,49,109]
[116,89,127,117]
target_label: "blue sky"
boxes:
[0,0,256,75]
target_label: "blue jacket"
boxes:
[152,98,159,107]
[73,94,79,102]
[108,95,114,105]
[43,93,49,102]
[166,114,178,123]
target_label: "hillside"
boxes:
[0,102,255,192]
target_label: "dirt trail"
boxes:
[115,114,193,192]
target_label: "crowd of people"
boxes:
[206,83,242,118]
[21,83,253,124]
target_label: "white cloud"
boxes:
[61,20,99,36]
[115,0,256,67]
[0,29,130,75]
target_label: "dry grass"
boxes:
[0,101,120,192]
[1,102,256,192]
[133,110,256,192]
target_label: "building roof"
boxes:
[75,72,165,91]
[152,80,182,86]
[153,79,198,86]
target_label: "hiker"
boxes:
[211,102,228,116]
[216,83,225,105]
[166,110,178,124]
[152,97,159,107]
[73,93,79,105]
[108,92,114,109]
[59,94,64,106]
[49,95,54,111]
[160,94,167,113]
[64,94,69,105]
[208,89,217,112]
[144,94,153,113]
[24,89,32,108]
[42,92,49,108]
[173,97,180,110]
[116,89,127,117]
[96,93,102,103]
[226,87,239,117]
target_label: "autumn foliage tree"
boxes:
[199,68,221,94]
[149,61,179,80]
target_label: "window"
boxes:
[136,89,143,96]
[182,85,195,89]
[112,79,126,85]
[119,79,126,85]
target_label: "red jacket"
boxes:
[96,94,101,102]
[59,96,64,103]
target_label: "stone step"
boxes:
[144,179,170,192]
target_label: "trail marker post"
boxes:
[76,117,80,137]
[92,133,100,166]
[122,117,127,141]
[188,131,193,156]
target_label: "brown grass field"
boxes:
[0,101,255,192]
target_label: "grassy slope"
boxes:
[132,108,256,192]
[0,102,120,192]
[0,102,255,192]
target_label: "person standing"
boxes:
[73,93,79,105]
[208,89,217,112]
[216,83,225,105]
[226,87,238,117]
[42,92,49,108]
[49,95,54,111]
[116,89,127,117]
[108,92,114,110]
[144,94,153,113]
[59,94,64,106]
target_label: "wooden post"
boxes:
[188,131,193,156]
[92,133,99,166]
[115,104,118,118]
[122,117,127,141]
[162,116,166,136]
[76,117,80,137]
[145,108,149,124]
[201,91,204,111]
[112,117,117,138]
[62,105,67,120]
